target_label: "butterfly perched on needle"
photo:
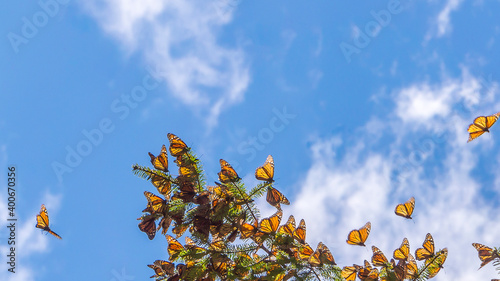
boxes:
[148,144,168,172]
[167,133,188,157]
[467,112,500,142]
[346,222,371,246]
[394,197,415,219]
[218,159,240,183]
[35,204,62,239]
[255,155,275,182]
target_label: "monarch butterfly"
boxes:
[309,242,336,266]
[393,259,406,281]
[371,246,389,267]
[218,159,240,183]
[172,177,196,203]
[468,113,500,142]
[209,238,227,252]
[255,155,274,182]
[358,260,379,281]
[405,254,418,279]
[172,222,189,238]
[394,197,415,219]
[415,233,435,261]
[240,220,259,239]
[259,210,282,234]
[293,219,307,244]
[143,191,166,214]
[138,214,157,240]
[150,174,172,198]
[159,216,172,235]
[211,255,232,278]
[278,215,296,236]
[266,187,290,208]
[425,248,447,278]
[346,222,371,246]
[393,237,410,261]
[35,204,62,239]
[149,144,169,172]
[148,260,175,278]
[472,243,500,269]
[167,133,188,156]
[166,235,184,261]
[342,265,362,281]
[298,243,314,261]
[184,237,206,258]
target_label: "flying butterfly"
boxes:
[266,187,290,208]
[255,155,275,182]
[371,246,389,267]
[35,204,62,239]
[394,197,415,219]
[342,265,362,281]
[293,219,307,244]
[393,237,410,261]
[259,210,283,234]
[415,233,435,261]
[167,133,188,156]
[467,112,500,142]
[218,159,240,183]
[346,222,371,246]
[149,144,169,172]
[472,243,500,269]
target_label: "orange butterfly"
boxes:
[148,260,175,278]
[468,112,500,142]
[342,265,362,281]
[167,133,188,156]
[150,174,172,198]
[393,237,410,261]
[166,235,184,261]
[255,155,275,182]
[346,222,371,246]
[138,214,157,240]
[240,220,259,239]
[472,243,500,269]
[297,243,314,261]
[35,204,62,239]
[405,253,418,279]
[415,233,435,261]
[259,210,283,234]
[143,191,166,214]
[266,187,289,208]
[394,197,415,219]
[425,248,447,278]
[149,144,168,172]
[309,242,336,266]
[293,219,307,244]
[371,246,389,267]
[218,159,240,183]
[358,260,379,281]
[278,215,296,236]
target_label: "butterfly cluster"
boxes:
[134,134,338,280]
[342,198,448,281]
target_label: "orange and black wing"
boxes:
[468,114,500,142]
[393,237,410,261]
[346,222,371,246]
[259,210,282,234]
[394,197,415,219]
[293,219,307,244]
[138,215,157,240]
[371,246,389,267]
[167,133,188,156]
[278,215,296,237]
[472,243,500,269]
[166,235,184,261]
[35,204,62,239]
[218,159,240,183]
[266,187,289,208]
[342,265,362,281]
[255,155,275,182]
[415,233,434,261]
[149,144,169,172]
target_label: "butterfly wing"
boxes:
[149,144,169,172]
[371,246,389,267]
[293,219,307,244]
[426,248,447,278]
[415,233,435,261]
[218,159,240,183]
[393,237,410,261]
[472,243,499,269]
[138,215,157,240]
[166,235,184,261]
[266,187,290,208]
[35,204,62,239]
[278,215,296,236]
[255,155,275,182]
[347,222,371,246]
[167,133,188,157]
[394,197,415,219]
[259,210,282,234]
[342,265,362,281]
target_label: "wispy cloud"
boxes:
[425,0,464,41]
[81,0,250,128]
[289,68,500,280]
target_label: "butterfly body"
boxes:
[35,204,62,239]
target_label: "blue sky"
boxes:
[2,0,500,280]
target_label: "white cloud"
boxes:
[425,0,464,41]
[289,69,500,280]
[81,0,250,128]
